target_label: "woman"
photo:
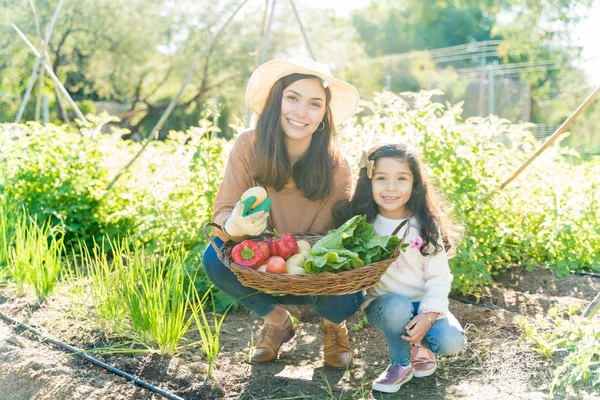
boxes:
[203,55,361,368]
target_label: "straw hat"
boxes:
[246,55,360,127]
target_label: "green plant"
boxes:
[84,238,127,332]
[190,285,234,381]
[518,306,600,395]
[9,212,64,301]
[0,192,20,270]
[85,236,196,354]
[0,122,118,247]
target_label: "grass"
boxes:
[0,193,19,270]
[84,236,196,355]
[191,285,234,381]
[518,306,600,395]
[10,213,64,301]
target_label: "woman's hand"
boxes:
[224,198,269,237]
[401,312,439,344]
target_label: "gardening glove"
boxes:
[224,196,271,237]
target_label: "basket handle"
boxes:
[390,219,411,257]
[202,222,226,259]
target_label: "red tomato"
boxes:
[266,256,287,274]
[258,241,270,261]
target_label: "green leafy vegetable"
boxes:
[304,215,404,274]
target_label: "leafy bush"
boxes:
[0,121,121,246]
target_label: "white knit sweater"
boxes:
[362,214,453,319]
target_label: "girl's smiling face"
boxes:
[371,157,414,219]
[280,78,327,145]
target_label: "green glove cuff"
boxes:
[241,197,272,217]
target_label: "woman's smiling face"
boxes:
[279,78,327,145]
[371,157,414,219]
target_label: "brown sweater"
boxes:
[212,129,353,241]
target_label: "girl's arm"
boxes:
[212,130,257,241]
[417,247,453,319]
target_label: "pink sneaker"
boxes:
[371,364,414,393]
[411,345,437,377]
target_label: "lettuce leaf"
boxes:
[304,215,403,274]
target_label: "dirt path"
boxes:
[0,267,598,400]
[0,318,153,400]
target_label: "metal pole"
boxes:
[260,0,276,65]
[487,65,495,116]
[478,49,486,117]
[14,0,64,123]
[13,24,88,123]
[106,0,250,191]
[30,0,44,122]
[288,0,316,60]
[499,84,600,190]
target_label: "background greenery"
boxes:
[1,91,598,299]
[1,0,598,154]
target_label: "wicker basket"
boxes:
[203,220,409,296]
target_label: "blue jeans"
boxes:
[202,237,363,323]
[365,293,466,366]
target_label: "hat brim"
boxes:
[246,59,359,127]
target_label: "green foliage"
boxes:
[0,122,121,246]
[83,237,195,354]
[5,208,64,301]
[11,215,65,302]
[107,120,227,251]
[518,306,600,395]
[0,192,21,270]
[191,286,234,381]
[341,90,600,295]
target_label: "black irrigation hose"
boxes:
[0,311,185,400]
[449,295,500,310]
[572,271,600,279]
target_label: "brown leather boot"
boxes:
[251,316,295,363]
[320,318,353,368]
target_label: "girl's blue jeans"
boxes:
[202,237,363,324]
[365,293,467,366]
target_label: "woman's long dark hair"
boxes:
[251,73,337,200]
[333,143,460,257]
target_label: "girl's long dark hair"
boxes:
[252,73,337,200]
[333,143,460,257]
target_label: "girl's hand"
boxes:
[401,312,439,344]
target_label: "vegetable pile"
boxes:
[231,230,311,275]
[230,215,404,276]
[303,215,404,274]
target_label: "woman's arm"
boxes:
[212,130,257,241]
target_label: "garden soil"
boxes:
[0,267,599,400]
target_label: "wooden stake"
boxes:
[289,0,316,60]
[14,0,65,123]
[582,291,600,319]
[499,85,600,190]
[13,23,87,123]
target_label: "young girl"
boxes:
[334,143,467,393]
[203,55,362,368]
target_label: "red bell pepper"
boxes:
[265,230,299,260]
[231,240,264,269]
